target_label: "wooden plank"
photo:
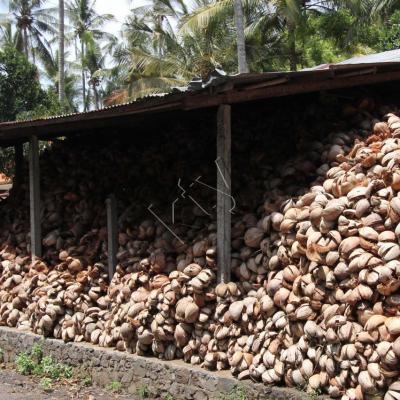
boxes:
[106,194,118,281]
[29,135,41,259]
[14,144,23,186]
[184,70,400,109]
[217,104,232,283]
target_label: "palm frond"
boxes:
[179,0,233,33]
[128,76,187,100]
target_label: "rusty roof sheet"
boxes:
[1,52,400,145]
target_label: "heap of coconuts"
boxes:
[0,97,400,399]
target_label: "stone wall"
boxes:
[0,326,307,400]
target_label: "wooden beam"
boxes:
[184,70,400,110]
[14,144,23,186]
[217,104,232,283]
[29,135,41,259]
[106,194,118,282]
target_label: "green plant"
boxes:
[15,351,35,375]
[15,345,72,381]
[40,356,72,379]
[107,381,122,393]
[40,377,53,392]
[305,389,321,400]
[218,385,248,400]
[137,384,150,398]
[165,394,175,400]
[82,375,92,387]
[31,343,43,360]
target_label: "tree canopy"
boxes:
[1,0,400,114]
[0,46,61,122]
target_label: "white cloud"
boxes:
[95,0,132,36]
[1,0,152,36]
[95,0,132,23]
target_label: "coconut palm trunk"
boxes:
[288,22,296,71]
[58,0,66,104]
[233,0,248,74]
[93,84,100,110]
[81,39,87,111]
[23,27,28,57]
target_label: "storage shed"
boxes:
[1,52,400,399]
[1,54,400,283]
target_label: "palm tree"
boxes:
[180,0,243,70]
[233,0,248,73]
[1,0,57,67]
[102,0,400,102]
[83,32,106,109]
[44,49,80,111]
[274,0,308,71]
[58,0,65,103]
[179,0,316,71]
[0,21,24,52]
[105,1,235,103]
[66,0,114,111]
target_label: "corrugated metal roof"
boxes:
[307,49,400,70]
[1,51,400,145]
[337,49,400,65]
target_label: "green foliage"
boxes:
[305,389,322,400]
[107,381,123,393]
[15,351,36,375]
[165,394,175,400]
[2,0,400,107]
[137,383,151,398]
[15,343,72,381]
[31,343,43,361]
[16,89,64,121]
[6,0,57,67]
[218,385,248,400]
[40,356,73,379]
[40,377,53,392]
[379,10,400,51]
[317,8,354,43]
[82,375,92,386]
[0,47,62,122]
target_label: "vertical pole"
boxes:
[106,194,118,282]
[14,143,23,186]
[217,104,232,283]
[29,136,41,259]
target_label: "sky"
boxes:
[0,0,144,89]
[0,1,136,34]
[94,0,132,23]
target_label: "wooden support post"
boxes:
[14,143,23,186]
[217,104,232,283]
[29,136,41,259]
[106,194,118,282]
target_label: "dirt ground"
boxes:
[0,368,137,400]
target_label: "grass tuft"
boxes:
[107,381,123,393]
[218,385,248,400]
[137,383,151,398]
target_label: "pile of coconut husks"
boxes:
[0,98,400,399]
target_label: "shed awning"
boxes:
[1,53,400,146]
